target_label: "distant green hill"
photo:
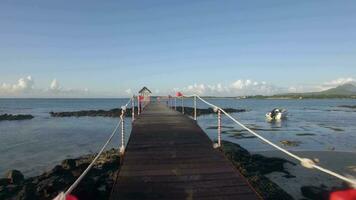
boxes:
[248,83,356,99]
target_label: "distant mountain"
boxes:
[320,83,356,95]
[267,83,356,99]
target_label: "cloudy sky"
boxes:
[1,0,356,97]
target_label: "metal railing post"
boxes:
[182,96,184,114]
[137,96,140,115]
[217,109,221,147]
[119,108,125,155]
[194,95,197,120]
[131,97,135,122]
[174,97,177,110]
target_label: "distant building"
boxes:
[138,86,152,102]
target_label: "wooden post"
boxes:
[194,96,197,120]
[137,96,140,115]
[120,109,125,155]
[181,96,184,114]
[174,97,177,110]
[217,109,221,147]
[131,97,135,122]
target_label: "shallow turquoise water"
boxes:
[0,98,355,176]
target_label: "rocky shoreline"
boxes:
[50,107,138,118]
[0,114,34,121]
[221,141,295,200]
[0,149,120,200]
[176,106,247,116]
[338,105,356,109]
[50,106,247,118]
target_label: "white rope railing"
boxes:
[184,94,356,188]
[54,98,135,200]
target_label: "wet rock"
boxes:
[17,183,36,200]
[2,148,120,200]
[5,170,24,184]
[301,186,329,200]
[177,107,247,116]
[0,178,9,186]
[338,105,356,109]
[221,141,294,200]
[280,140,302,147]
[0,114,34,121]
[50,107,138,118]
[61,159,76,170]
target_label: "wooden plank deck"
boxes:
[110,102,260,200]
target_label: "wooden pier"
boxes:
[110,102,260,200]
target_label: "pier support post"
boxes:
[213,107,221,149]
[194,96,197,121]
[137,96,140,115]
[217,109,221,147]
[182,96,184,114]
[131,96,135,122]
[174,97,177,110]
[120,109,125,156]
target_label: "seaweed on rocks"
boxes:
[0,114,34,121]
[176,107,247,116]
[221,141,295,200]
[0,149,120,200]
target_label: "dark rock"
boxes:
[176,106,247,116]
[50,106,247,118]
[5,170,24,184]
[221,141,294,200]
[4,148,120,200]
[50,107,138,118]
[301,186,330,200]
[338,105,356,109]
[0,114,34,121]
[17,183,36,200]
[61,159,76,170]
[0,178,9,186]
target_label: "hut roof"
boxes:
[139,86,152,94]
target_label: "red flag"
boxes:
[176,92,183,97]
[330,189,356,200]
[139,95,144,100]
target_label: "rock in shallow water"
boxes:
[0,114,34,121]
[221,141,295,200]
[0,148,120,200]
[5,170,24,184]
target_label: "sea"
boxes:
[0,98,355,198]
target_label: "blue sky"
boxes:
[0,0,356,97]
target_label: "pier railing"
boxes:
[177,94,356,188]
[54,96,143,200]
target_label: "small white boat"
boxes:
[266,108,288,121]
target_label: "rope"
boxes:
[187,94,356,187]
[53,98,134,200]
[64,121,121,196]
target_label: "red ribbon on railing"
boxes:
[176,92,183,97]
[330,189,356,200]
[66,195,78,200]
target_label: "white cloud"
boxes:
[49,79,61,93]
[0,76,35,94]
[175,79,284,96]
[47,79,89,96]
[173,77,356,96]
[125,88,132,94]
[0,76,90,97]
